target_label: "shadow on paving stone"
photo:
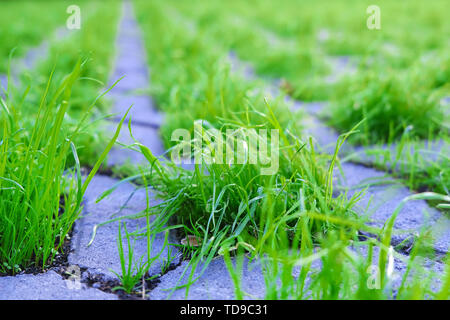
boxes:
[0,270,117,300]
[69,175,181,283]
[148,256,266,300]
[336,163,450,256]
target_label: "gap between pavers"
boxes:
[0,271,117,300]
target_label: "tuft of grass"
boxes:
[328,68,446,145]
[0,59,125,274]
[111,221,147,294]
[111,0,449,299]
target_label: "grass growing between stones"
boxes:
[0,59,127,275]
[112,122,448,298]
[157,0,449,206]
[159,0,449,102]
[250,190,449,299]
[157,0,330,101]
[90,0,448,299]
[0,0,122,276]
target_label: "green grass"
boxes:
[0,60,124,274]
[89,0,449,299]
[1,0,446,300]
[15,0,121,166]
[162,0,449,134]
[134,0,300,150]
[0,0,121,274]
[162,0,449,102]
[161,0,330,100]
[0,0,71,73]
[132,0,358,247]
[328,68,446,145]
[159,0,449,200]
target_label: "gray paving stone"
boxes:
[336,163,450,255]
[109,94,164,128]
[65,0,172,297]
[0,74,7,93]
[324,56,357,84]
[149,257,266,300]
[149,243,445,300]
[107,123,165,166]
[228,51,256,80]
[110,71,149,93]
[20,40,49,71]
[302,115,343,153]
[290,100,328,117]
[0,26,70,93]
[0,41,48,91]
[350,244,445,295]
[106,1,165,167]
[442,96,450,107]
[0,270,117,300]
[108,2,150,93]
[69,175,180,281]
